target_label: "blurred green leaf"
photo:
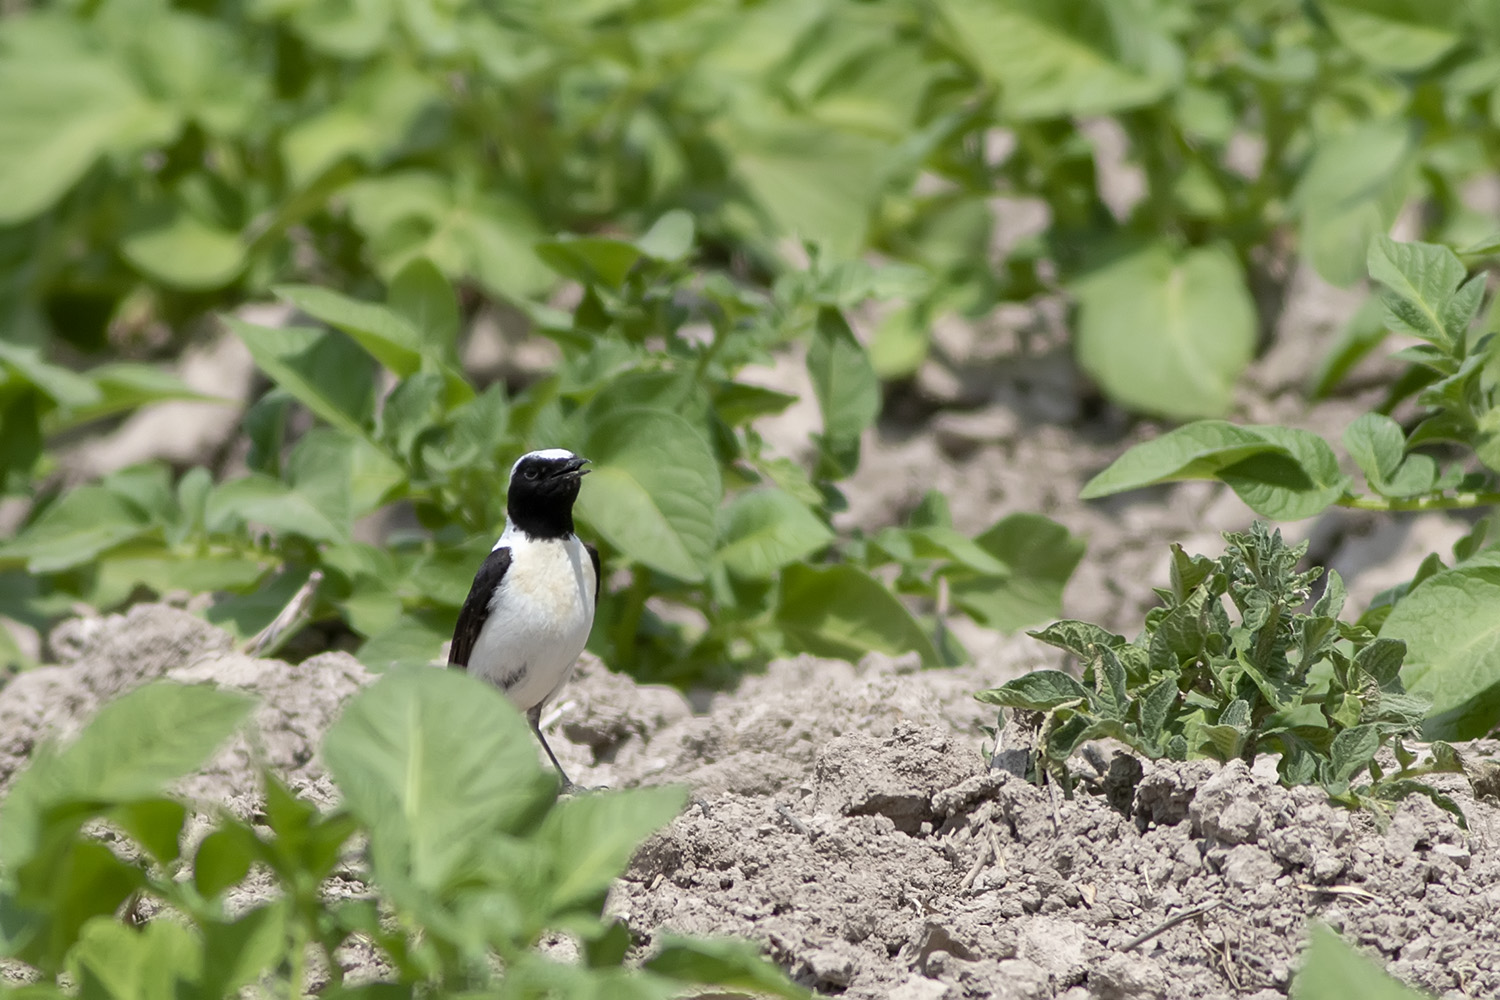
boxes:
[938,0,1181,118]
[776,563,938,664]
[70,915,202,1000]
[536,786,687,915]
[645,935,809,999]
[226,320,376,438]
[716,489,834,580]
[120,199,246,291]
[272,287,425,378]
[1291,925,1430,999]
[0,486,152,573]
[949,513,1086,632]
[1073,242,1255,419]
[1297,123,1414,287]
[1081,421,1292,498]
[1318,0,1465,71]
[807,308,879,476]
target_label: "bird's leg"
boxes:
[527,704,578,793]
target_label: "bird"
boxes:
[447,448,600,791]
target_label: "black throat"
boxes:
[507,488,577,540]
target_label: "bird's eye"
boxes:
[524,467,540,480]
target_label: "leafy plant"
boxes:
[1292,924,1436,1000]
[9,0,1500,419]
[977,523,1465,822]
[0,673,808,998]
[1082,235,1500,739]
[0,223,1083,683]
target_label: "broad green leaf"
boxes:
[1072,242,1255,419]
[1343,413,1404,486]
[1081,421,1290,498]
[938,0,1181,118]
[537,786,688,914]
[577,409,722,583]
[1318,0,1465,71]
[1329,724,1380,783]
[1381,565,1500,739]
[388,257,459,350]
[70,916,202,1000]
[807,308,879,474]
[1027,620,1126,658]
[198,901,290,999]
[320,668,555,891]
[645,935,810,999]
[0,342,100,410]
[1217,425,1348,520]
[948,513,1085,632]
[50,363,224,430]
[720,113,890,256]
[0,43,176,225]
[226,320,375,437]
[0,682,253,871]
[635,210,695,262]
[272,286,425,377]
[1296,124,1414,287]
[534,236,644,290]
[0,486,152,573]
[716,489,834,580]
[776,563,938,664]
[107,799,187,865]
[972,671,1092,710]
[1367,237,1468,351]
[356,613,450,670]
[1291,925,1429,999]
[120,200,246,291]
[193,826,258,899]
[205,475,346,543]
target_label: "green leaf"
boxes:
[1296,124,1414,287]
[320,668,556,892]
[1381,565,1500,739]
[1317,0,1465,71]
[948,513,1085,632]
[271,287,425,378]
[193,826,259,899]
[635,210,695,262]
[720,114,890,257]
[70,916,202,1000]
[1367,237,1468,351]
[226,320,375,437]
[0,486,152,573]
[388,257,459,350]
[577,409,722,583]
[807,308,879,476]
[1027,620,1126,658]
[716,489,834,580]
[1330,725,1380,783]
[645,935,810,999]
[1138,676,1179,745]
[0,341,100,410]
[120,199,246,291]
[1082,421,1290,499]
[937,0,1181,118]
[974,670,1091,711]
[1291,925,1430,999]
[1072,242,1256,419]
[206,475,347,543]
[1343,413,1404,486]
[107,799,187,866]
[0,41,175,225]
[1217,425,1348,520]
[52,363,224,430]
[534,236,644,290]
[198,902,290,999]
[537,786,688,914]
[0,682,253,872]
[776,563,938,664]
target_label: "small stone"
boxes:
[805,945,857,988]
[1432,842,1471,869]
[1220,844,1282,890]
[889,975,951,1000]
[1090,952,1167,1000]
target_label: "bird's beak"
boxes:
[564,456,591,476]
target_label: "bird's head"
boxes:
[506,448,590,537]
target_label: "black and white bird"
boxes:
[448,448,600,790]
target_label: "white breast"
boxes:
[467,532,596,713]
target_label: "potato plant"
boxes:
[0,217,1083,682]
[5,0,1500,421]
[1080,235,1500,739]
[0,673,808,998]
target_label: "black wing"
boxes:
[586,543,601,604]
[448,547,511,669]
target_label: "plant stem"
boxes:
[1336,491,1500,512]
